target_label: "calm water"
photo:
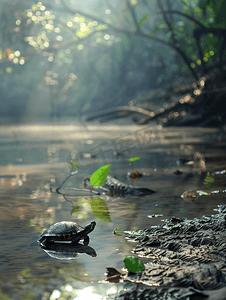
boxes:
[0,123,226,299]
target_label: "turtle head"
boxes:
[84,221,96,234]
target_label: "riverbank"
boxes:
[106,204,226,300]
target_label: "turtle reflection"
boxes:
[40,242,97,259]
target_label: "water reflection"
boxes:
[0,125,226,299]
[40,243,97,259]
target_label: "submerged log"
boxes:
[84,175,156,196]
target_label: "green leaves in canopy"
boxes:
[124,256,145,273]
[129,157,140,162]
[151,21,167,35]
[198,0,226,27]
[90,197,111,222]
[90,164,111,187]
[138,13,149,27]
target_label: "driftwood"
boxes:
[85,105,156,121]
[85,67,226,127]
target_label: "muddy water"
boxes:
[0,123,226,299]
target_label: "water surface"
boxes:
[0,123,226,299]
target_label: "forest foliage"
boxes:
[0,0,225,120]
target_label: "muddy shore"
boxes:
[106,204,226,300]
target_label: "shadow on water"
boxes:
[0,123,226,299]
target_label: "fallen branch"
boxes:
[85,106,155,121]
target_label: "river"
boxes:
[0,122,225,299]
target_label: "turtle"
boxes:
[38,221,96,247]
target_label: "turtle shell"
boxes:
[39,221,84,242]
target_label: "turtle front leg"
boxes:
[83,235,89,246]
[72,234,81,244]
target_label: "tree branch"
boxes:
[125,0,140,32]
[58,0,199,79]
[162,10,206,29]
[157,0,198,80]
[59,0,172,46]
[157,0,176,44]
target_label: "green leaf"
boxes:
[124,256,145,273]
[114,226,122,236]
[129,157,140,162]
[90,197,111,222]
[151,21,167,35]
[70,162,78,168]
[138,13,149,27]
[114,227,122,231]
[90,164,111,187]
[71,206,79,214]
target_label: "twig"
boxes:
[125,0,140,32]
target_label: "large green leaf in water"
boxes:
[90,197,111,222]
[90,164,111,187]
[124,256,145,273]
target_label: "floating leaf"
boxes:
[71,206,79,214]
[128,157,140,162]
[90,164,111,187]
[90,197,111,222]
[124,256,145,273]
[138,13,149,27]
